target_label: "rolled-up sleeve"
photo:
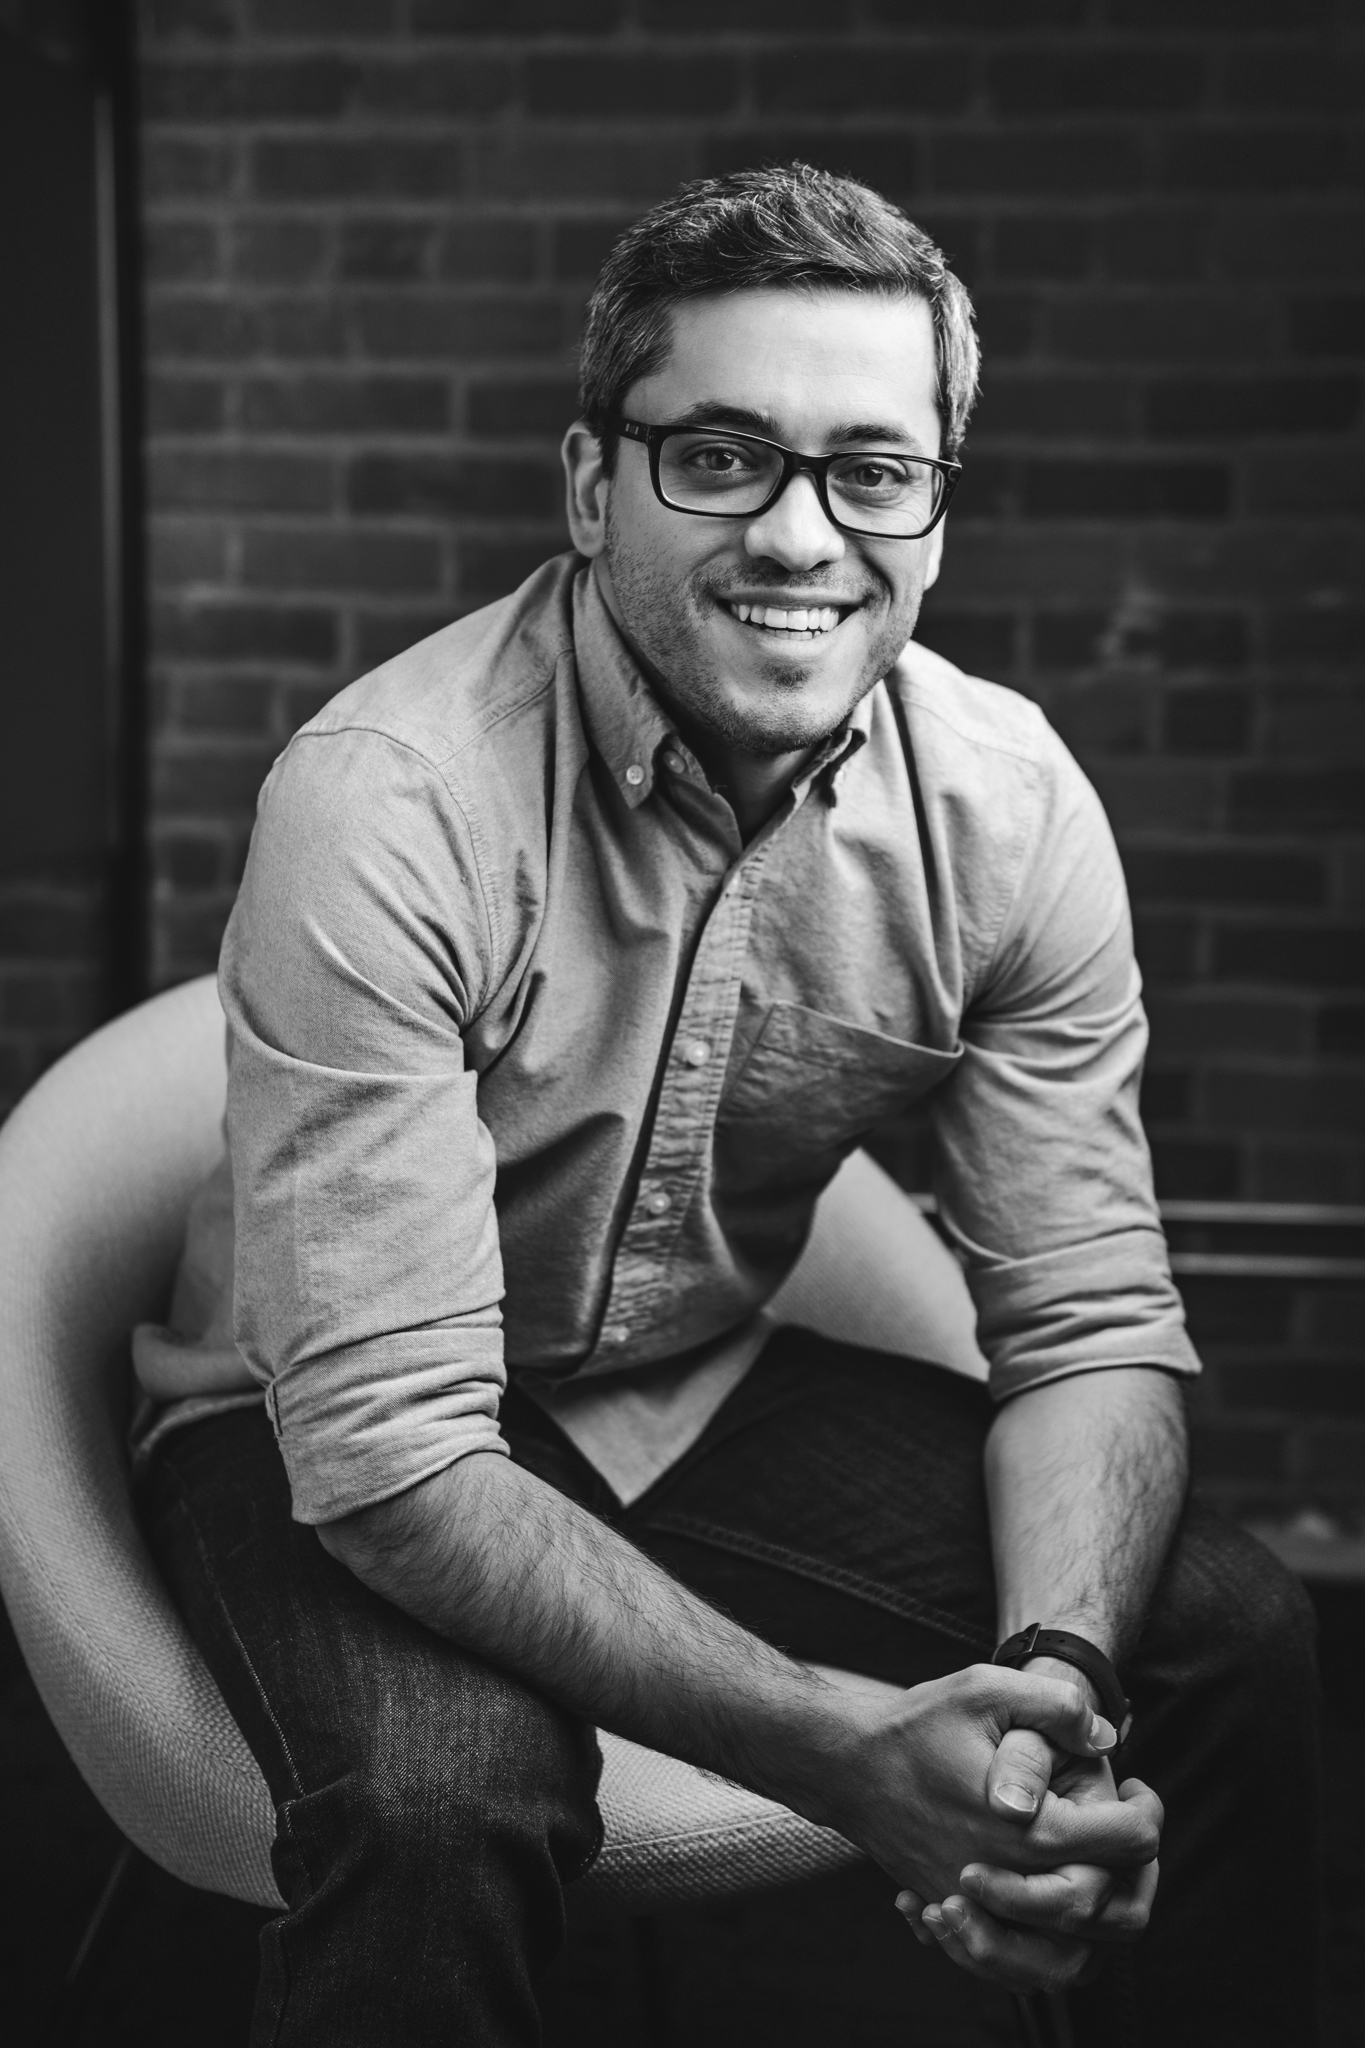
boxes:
[221,725,508,1524]
[933,729,1199,1401]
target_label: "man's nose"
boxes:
[742,470,845,571]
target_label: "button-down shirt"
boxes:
[144,553,1196,1525]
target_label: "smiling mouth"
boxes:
[726,601,849,638]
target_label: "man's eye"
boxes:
[687,443,751,473]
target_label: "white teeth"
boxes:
[728,601,843,633]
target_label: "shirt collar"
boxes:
[572,559,875,810]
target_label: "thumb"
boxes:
[986,1725,1055,1822]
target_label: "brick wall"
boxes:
[136,1,1365,1511]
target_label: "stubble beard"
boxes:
[602,513,921,759]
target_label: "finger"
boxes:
[970,1666,1117,1761]
[923,1896,1092,1996]
[894,1888,936,1948]
[1028,1775,1163,1871]
[960,1861,1120,1937]
[987,1725,1057,1823]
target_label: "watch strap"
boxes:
[993,1623,1133,1744]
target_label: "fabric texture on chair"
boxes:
[0,977,983,1914]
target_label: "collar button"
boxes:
[624,764,645,787]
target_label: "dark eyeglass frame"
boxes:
[612,416,961,541]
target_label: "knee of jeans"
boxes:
[1153,1512,1318,1709]
[343,1662,601,1875]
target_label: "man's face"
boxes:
[567,288,947,759]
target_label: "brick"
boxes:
[145,296,258,359]
[152,600,338,664]
[1161,612,1250,669]
[1190,1422,1287,1483]
[1300,1425,1365,1483]
[863,0,1086,21]
[550,216,632,283]
[969,371,1133,438]
[172,677,276,737]
[641,0,852,26]
[1046,293,1275,364]
[439,220,539,285]
[1136,526,1365,601]
[1110,0,1328,23]
[354,55,514,117]
[246,0,397,29]
[0,899,102,961]
[146,373,226,434]
[750,46,976,119]
[348,452,561,520]
[1214,924,1365,991]
[1214,203,1365,281]
[0,972,100,1032]
[1264,606,1365,665]
[153,834,225,892]
[1127,847,1323,909]
[1162,685,1251,756]
[988,48,1206,117]
[242,528,443,596]
[526,52,741,121]
[967,289,1036,360]
[460,533,568,598]
[1146,374,1361,438]
[231,219,330,286]
[1022,459,1230,519]
[1043,679,1153,755]
[144,0,242,35]
[1223,48,1365,115]
[154,743,284,812]
[143,219,221,285]
[1163,128,1351,193]
[989,215,1093,284]
[1206,1066,1365,1135]
[1304,1287,1365,1351]
[338,220,436,284]
[931,129,1146,198]
[147,520,232,589]
[252,138,466,202]
[699,132,916,204]
[413,0,621,28]
[148,447,335,513]
[1181,1277,1295,1347]
[1289,296,1365,357]
[242,375,450,434]
[143,56,360,119]
[254,300,350,358]
[467,376,580,438]
[911,611,1016,676]
[353,293,564,360]
[354,609,460,671]
[1154,1138,1236,1196]
[1141,1067,1190,1123]
[1245,448,1365,518]
[1090,762,1220,834]
[141,135,236,202]
[1249,1144,1353,1204]
[938,527,1128,603]
[1146,991,1311,1058]
[280,682,342,733]
[1132,913,1200,985]
[1231,768,1365,833]
[1222,1364,1365,1420]
[1101,207,1209,285]
[1321,1005,1365,1058]
[1264,683,1365,759]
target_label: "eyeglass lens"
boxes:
[655,429,944,536]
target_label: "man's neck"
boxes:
[694,735,814,843]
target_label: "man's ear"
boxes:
[562,421,608,558]
[922,518,946,592]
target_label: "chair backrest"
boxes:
[0,976,281,1904]
[0,977,982,1913]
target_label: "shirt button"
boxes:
[600,1323,630,1346]
[682,1039,711,1067]
[643,1189,672,1215]
[624,764,645,787]
[662,751,686,775]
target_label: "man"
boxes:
[135,166,1319,2045]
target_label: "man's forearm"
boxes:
[986,1365,1188,1668]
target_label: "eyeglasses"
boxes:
[613,417,960,541]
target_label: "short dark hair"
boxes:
[578,163,980,472]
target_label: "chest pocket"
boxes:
[718,1000,961,1186]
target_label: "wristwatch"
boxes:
[993,1623,1133,1745]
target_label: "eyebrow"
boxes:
[662,401,933,456]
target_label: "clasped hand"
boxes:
[835,1666,1162,1997]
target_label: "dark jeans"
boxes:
[138,1330,1322,2047]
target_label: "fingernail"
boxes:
[997,1783,1038,1813]
[1090,1714,1117,1751]
[894,1892,915,1917]
[941,1899,966,1933]
[923,1905,947,1938]
[960,1867,983,1896]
